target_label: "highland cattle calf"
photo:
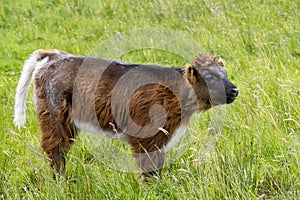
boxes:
[14,50,238,181]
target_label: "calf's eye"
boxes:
[205,74,219,83]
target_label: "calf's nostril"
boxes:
[231,88,239,97]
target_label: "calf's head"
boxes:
[184,54,238,110]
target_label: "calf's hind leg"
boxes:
[37,99,77,177]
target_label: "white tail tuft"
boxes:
[13,50,49,129]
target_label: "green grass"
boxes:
[1,0,299,199]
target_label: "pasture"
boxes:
[0,0,299,199]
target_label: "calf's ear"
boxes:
[211,56,225,67]
[184,64,198,85]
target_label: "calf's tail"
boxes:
[13,49,62,129]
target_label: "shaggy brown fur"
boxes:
[14,49,238,181]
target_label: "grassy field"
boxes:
[0,0,299,199]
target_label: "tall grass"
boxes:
[0,0,299,199]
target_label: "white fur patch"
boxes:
[165,126,187,152]
[32,56,49,77]
[75,120,127,141]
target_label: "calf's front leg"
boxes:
[130,135,166,182]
